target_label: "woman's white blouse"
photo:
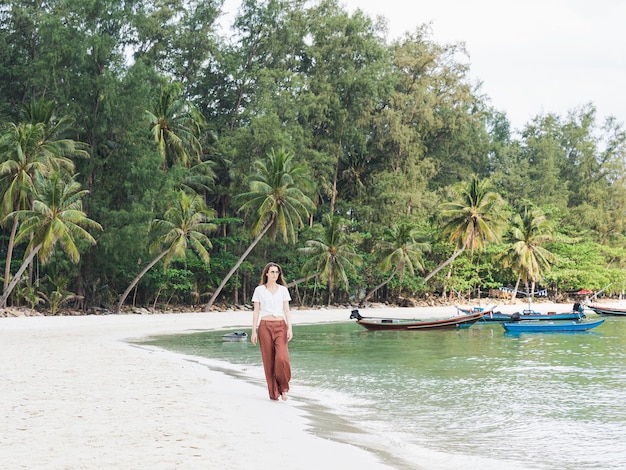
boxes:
[252,285,291,318]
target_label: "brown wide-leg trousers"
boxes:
[258,320,291,400]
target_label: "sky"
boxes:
[220,0,626,131]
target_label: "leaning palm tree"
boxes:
[0,123,49,296]
[299,213,362,306]
[0,173,101,309]
[501,206,557,303]
[146,82,204,171]
[115,190,217,313]
[363,222,430,303]
[0,119,86,301]
[205,148,315,309]
[424,175,507,283]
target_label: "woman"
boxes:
[251,262,293,401]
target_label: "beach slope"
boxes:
[0,310,393,470]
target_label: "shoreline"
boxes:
[0,294,615,318]
[1,309,397,470]
[1,301,616,469]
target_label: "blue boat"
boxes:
[480,303,585,322]
[481,311,586,321]
[502,318,605,333]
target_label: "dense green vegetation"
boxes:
[1,0,625,313]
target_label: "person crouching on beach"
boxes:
[251,262,293,401]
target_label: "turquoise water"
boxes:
[142,315,626,470]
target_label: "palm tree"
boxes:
[146,82,204,171]
[18,98,87,162]
[0,123,49,296]
[501,206,557,303]
[0,118,86,301]
[0,173,101,309]
[363,222,430,303]
[424,175,507,283]
[205,148,315,309]
[115,190,217,313]
[299,213,362,305]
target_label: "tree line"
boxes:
[0,0,625,314]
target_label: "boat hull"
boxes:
[352,311,485,331]
[587,305,626,316]
[502,319,605,333]
[456,305,497,317]
[480,312,513,321]
[519,312,584,320]
[482,311,585,322]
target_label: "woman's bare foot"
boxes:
[281,392,288,401]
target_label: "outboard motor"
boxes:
[510,312,522,322]
[350,309,363,320]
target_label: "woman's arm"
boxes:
[251,301,260,345]
[283,300,293,341]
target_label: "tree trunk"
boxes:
[115,250,168,314]
[0,243,42,310]
[442,267,453,299]
[330,147,340,215]
[327,277,333,307]
[28,233,34,288]
[423,247,465,283]
[511,276,521,304]
[242,274,247,307]
[205,220,273,310]
[362,268,398,305]
[2,216,19,304]
[286,273,317,288]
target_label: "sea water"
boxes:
[141,316,626,470]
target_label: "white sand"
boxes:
[0,301,593,469]
[0,308,401,470]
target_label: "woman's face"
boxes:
[266,265,280,280]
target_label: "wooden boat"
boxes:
[480,303,585,322]
[586,304,626,316]
[456,305,498,316]
[456,303,517,321]
[221,331,248,342]
[480,311,517,321]
[502,318,605,333]
[349,309,485,331]
[484,311,585,322]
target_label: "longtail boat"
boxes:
[502,318,605,333]
[586,304,626,316]
[478,303,585,322]
[349,309,485,331]
[455,305,498,316]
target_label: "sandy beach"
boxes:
[0,308,404,470]
[0,301,605,469]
